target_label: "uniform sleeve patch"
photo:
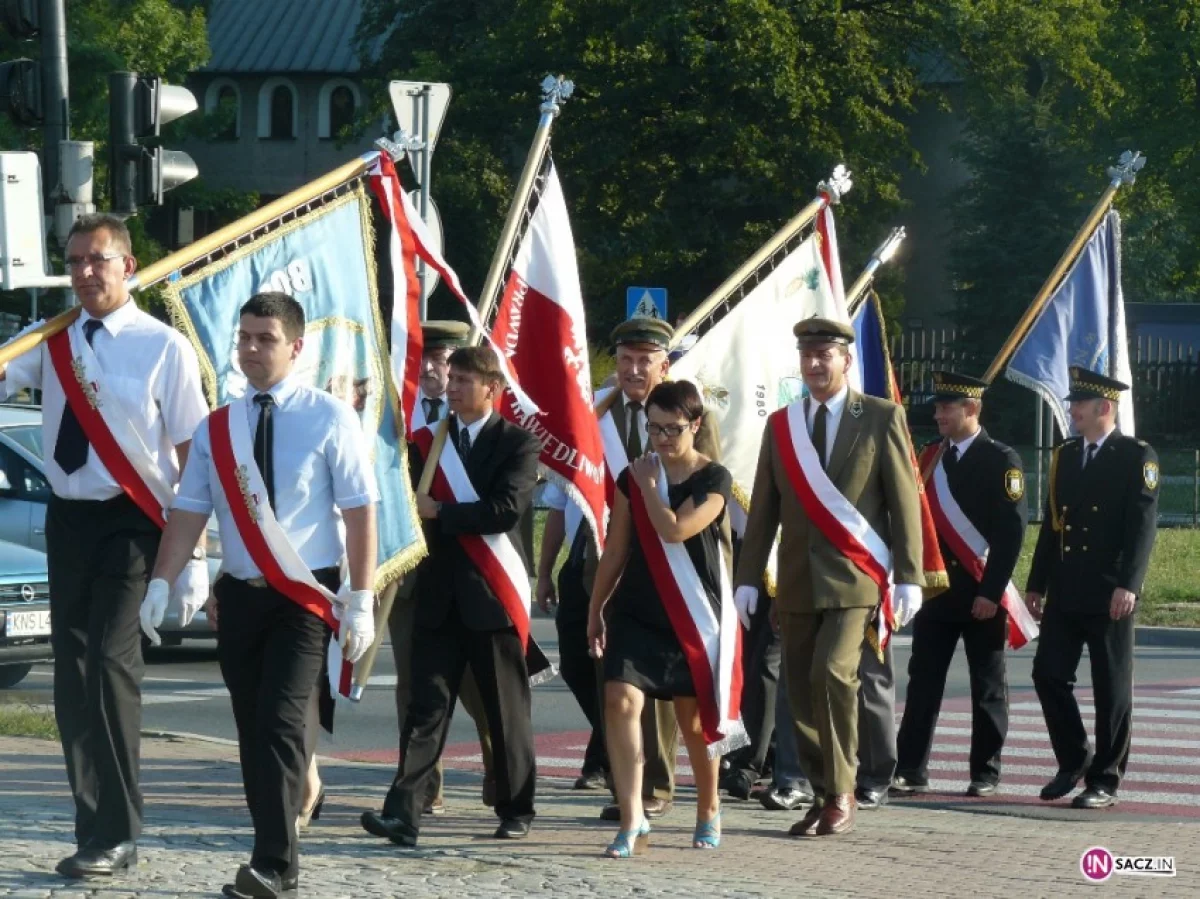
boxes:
[1005,468,1024,501]
[1144,461,1159,491]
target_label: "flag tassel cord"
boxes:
[417,75,573,490]
[983,150,1145,384]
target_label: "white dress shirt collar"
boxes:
[952,427,982,457]
[807,383,850,423]
[1086,427,1116,452]
[245,372,302,412]
[457,410,492,446]
[79,297,139,338]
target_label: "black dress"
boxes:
[603,461,733,700]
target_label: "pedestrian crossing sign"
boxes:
[626,286,667,320]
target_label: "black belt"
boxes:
[232,566,341,590]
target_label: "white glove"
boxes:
[734,586,759,630]
[140,578,170,647]
[339,589,376,664]
[892,584,923,629]
[170,557,210,628]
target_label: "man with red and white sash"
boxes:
[146,293,378,898]
[0,214,209,879]
[893,371,1029,799]
[362,346,541,846]
[733,317,924,837]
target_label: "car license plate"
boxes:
[6,609,50,637]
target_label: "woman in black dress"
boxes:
[588,380,739,857]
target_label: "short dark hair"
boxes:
[646,380,704,422]
[240,292,305,340]
[67,213,132,256]
[448,345,505,385]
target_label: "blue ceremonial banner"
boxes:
[851,292,892,400]
[1005,210,1134,434]
[162,186,425,587]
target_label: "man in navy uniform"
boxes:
[1025,366,1158,809]
[892,371,1026,797]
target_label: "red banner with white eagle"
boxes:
[490,163,607,552]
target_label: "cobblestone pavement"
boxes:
[0,734,1194,897]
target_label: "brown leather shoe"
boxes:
[816,793,856,835]
[788,802,824,837]
[642,797,674,819]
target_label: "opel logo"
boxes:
[20,584,35,602]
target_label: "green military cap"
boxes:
[1064,366,1128,402]
[422,319,471,350]
[792,315,855,346]
[611,316,673,350]
[931,370,988,401]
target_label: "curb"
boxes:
[1135,626,1200,648]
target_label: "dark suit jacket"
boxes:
[408,413,541,632]
[926,430,1027,620]
[1026,432,1159,614]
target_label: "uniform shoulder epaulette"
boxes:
[1136,438,1150,447]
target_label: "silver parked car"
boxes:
[0,537,50,688]
[0,403,219,644]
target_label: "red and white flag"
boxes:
[815,195,846,309]
[368,152,540,435]
[491,163,607,552]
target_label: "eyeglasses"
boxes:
[647,423,690,438]
[64,252,126,271]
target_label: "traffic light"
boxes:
[108,71,198,214]
[0,58,41,125]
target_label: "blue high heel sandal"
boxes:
[604,818,651,858]
[692,810,721,849]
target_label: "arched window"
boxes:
[258,78,298,139]
[329,86,355,136]
[270,85,293,138]
[203,78,241,140]
[317,78,362,139]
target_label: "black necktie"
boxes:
[53,319,105,475]
[1085,442,1098,469]
[458,422,472,460]
[253,393,276,512]
[626,401,643,460]
[424,397,442,423]
[944,444,960,471]
[812,403,828,470]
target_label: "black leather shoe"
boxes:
[760,786,813,811]
[1071,787,1117,809]
[1040,759,1091,801]
[599,801,621,821]
[854,786,888,809]
[967,780,999,798]
[494,818,531,839]
[723,769,754,800]
[55,840,137,878]
[221,864,293,898]
[889,775,929,795]
[573,770,608,790]
[360,811,418,847]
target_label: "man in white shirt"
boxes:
[143,293,378,899]
[0,214,208,879]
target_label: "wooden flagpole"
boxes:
[982,150,1146,384]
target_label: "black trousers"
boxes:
[726,596,780,777]
[47,493,160,847]
[556,560,608,777]
[383,615,535,833]
[216,569,337,879]
[895,607,1009,784]
[1033,602,1134,794]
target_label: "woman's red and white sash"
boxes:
[208,404,355,698]
[47,328,173,526]
[770,403,896,641]
[411,424,533,650]
[627,470,747,757]
[922,445,1040,649]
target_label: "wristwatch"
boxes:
[191,546,207,561]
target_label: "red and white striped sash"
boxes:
[208,404,355,698]
[596,387,628,510]
[627,472,747,757]
[411,425,533,649]
[922,446,1039,649]
[770,403,896,641]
